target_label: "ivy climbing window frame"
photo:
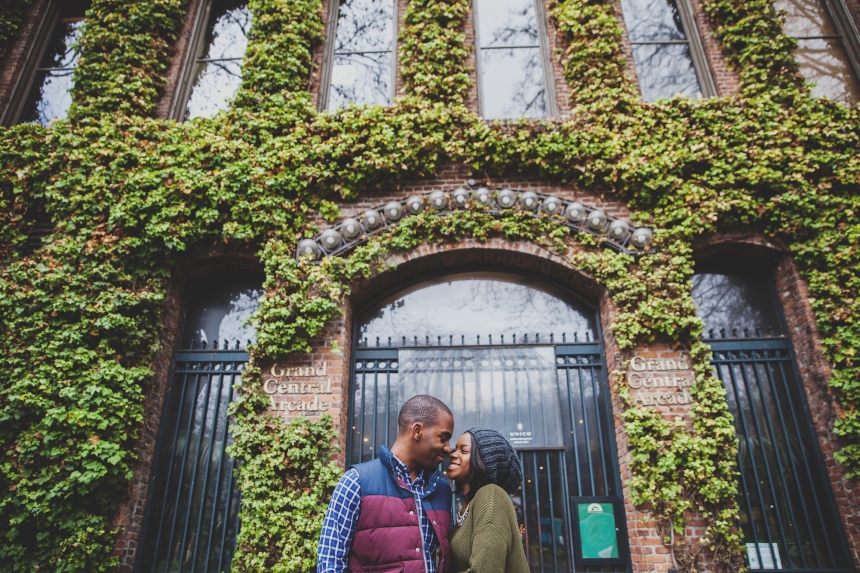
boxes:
[775,0,860,104]
[619,0,717,101]
[472,0,559,119]
[1,0,90,127]
[319,0,400,111]
[169,0,251,121]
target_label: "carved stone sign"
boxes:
[626,355,693,407]
[263,361,332,412]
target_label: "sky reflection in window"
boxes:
[620,0,702,100]
[358,273,596,346]
[20,19,84,126]
[476,0,548,119]
[692,273,783,337]
[774,0,859,104]
[328,0,395,109]
[185,2,251,120]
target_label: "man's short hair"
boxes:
[397,395,453,433]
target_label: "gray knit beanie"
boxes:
[467,427,523,495]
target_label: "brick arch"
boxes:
[692,231,860,567]
[329,237,656,567]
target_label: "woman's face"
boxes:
[447,433,472,484]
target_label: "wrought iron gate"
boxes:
[349,338,629,573]
[706,329,853,572]
[136,343,246,573]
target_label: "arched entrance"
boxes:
[348,271,629,572]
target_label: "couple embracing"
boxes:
[317,395,529,573]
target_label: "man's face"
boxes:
[413,412,454,471]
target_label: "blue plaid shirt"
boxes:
[317,451,440,573]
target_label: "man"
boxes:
[317,395,455,573]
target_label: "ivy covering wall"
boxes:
[0,0,857,571]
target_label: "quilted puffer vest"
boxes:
[347,446,451,573]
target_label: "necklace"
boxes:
[456,499,472,526]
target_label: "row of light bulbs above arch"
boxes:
[297,186,655,260]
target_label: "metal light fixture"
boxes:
[542,196,563,215]
[384,201,404,221]
[320,229,342,250]
[363,209,382,229]
[341,217,362,239]
[497,188,517,209]
[474,187,492,206]
[406,196,425,214]
[429,190,447,210]
[587,209,608,231]
[452,187,470,207]
[297,238,320,259]
[631,227,653,250]
[608,219,630,240]
[565,202,587,223]
[519,191,539,211]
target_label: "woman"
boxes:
[447,427,529,573]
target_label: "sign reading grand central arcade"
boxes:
[135,262,854,573]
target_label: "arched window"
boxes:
[352,272,629,571]
[137,276,263,573]
[321,0,398,110]
[473,0,556,119]
[174,1,251,120]
[693,256,852,571]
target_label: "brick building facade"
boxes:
[2,0,860,572]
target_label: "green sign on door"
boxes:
[573,497,627,566]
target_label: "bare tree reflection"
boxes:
[774,0,860,103]
[358,275,595,345]
[20,19,84,125]
[692,273,782,336]
[185,2,251,119]
[328,0,395,108]
[476,0,548,118]
[620,0,702,100]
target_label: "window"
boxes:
[173,0,251,120]
[473,0,556,119]
[693,257,853,571]
[2,2,89,126]
[136,276,263,573]
[321,0,398,110]
[619,0,716,100]
[775,0,860,104]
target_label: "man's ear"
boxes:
[411,422,424,441]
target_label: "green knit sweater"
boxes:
[450,484,530,573]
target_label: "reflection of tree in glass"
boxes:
[20,20,84,125]
[774,0,859,103]
[359,277,594,343]
[692,274,782,336]
[621,0,686,41]
[482,0,538,47]
[185,3,251,119]
[632,44,700,100]
[335,0,393,52]
[329,53,391,107]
